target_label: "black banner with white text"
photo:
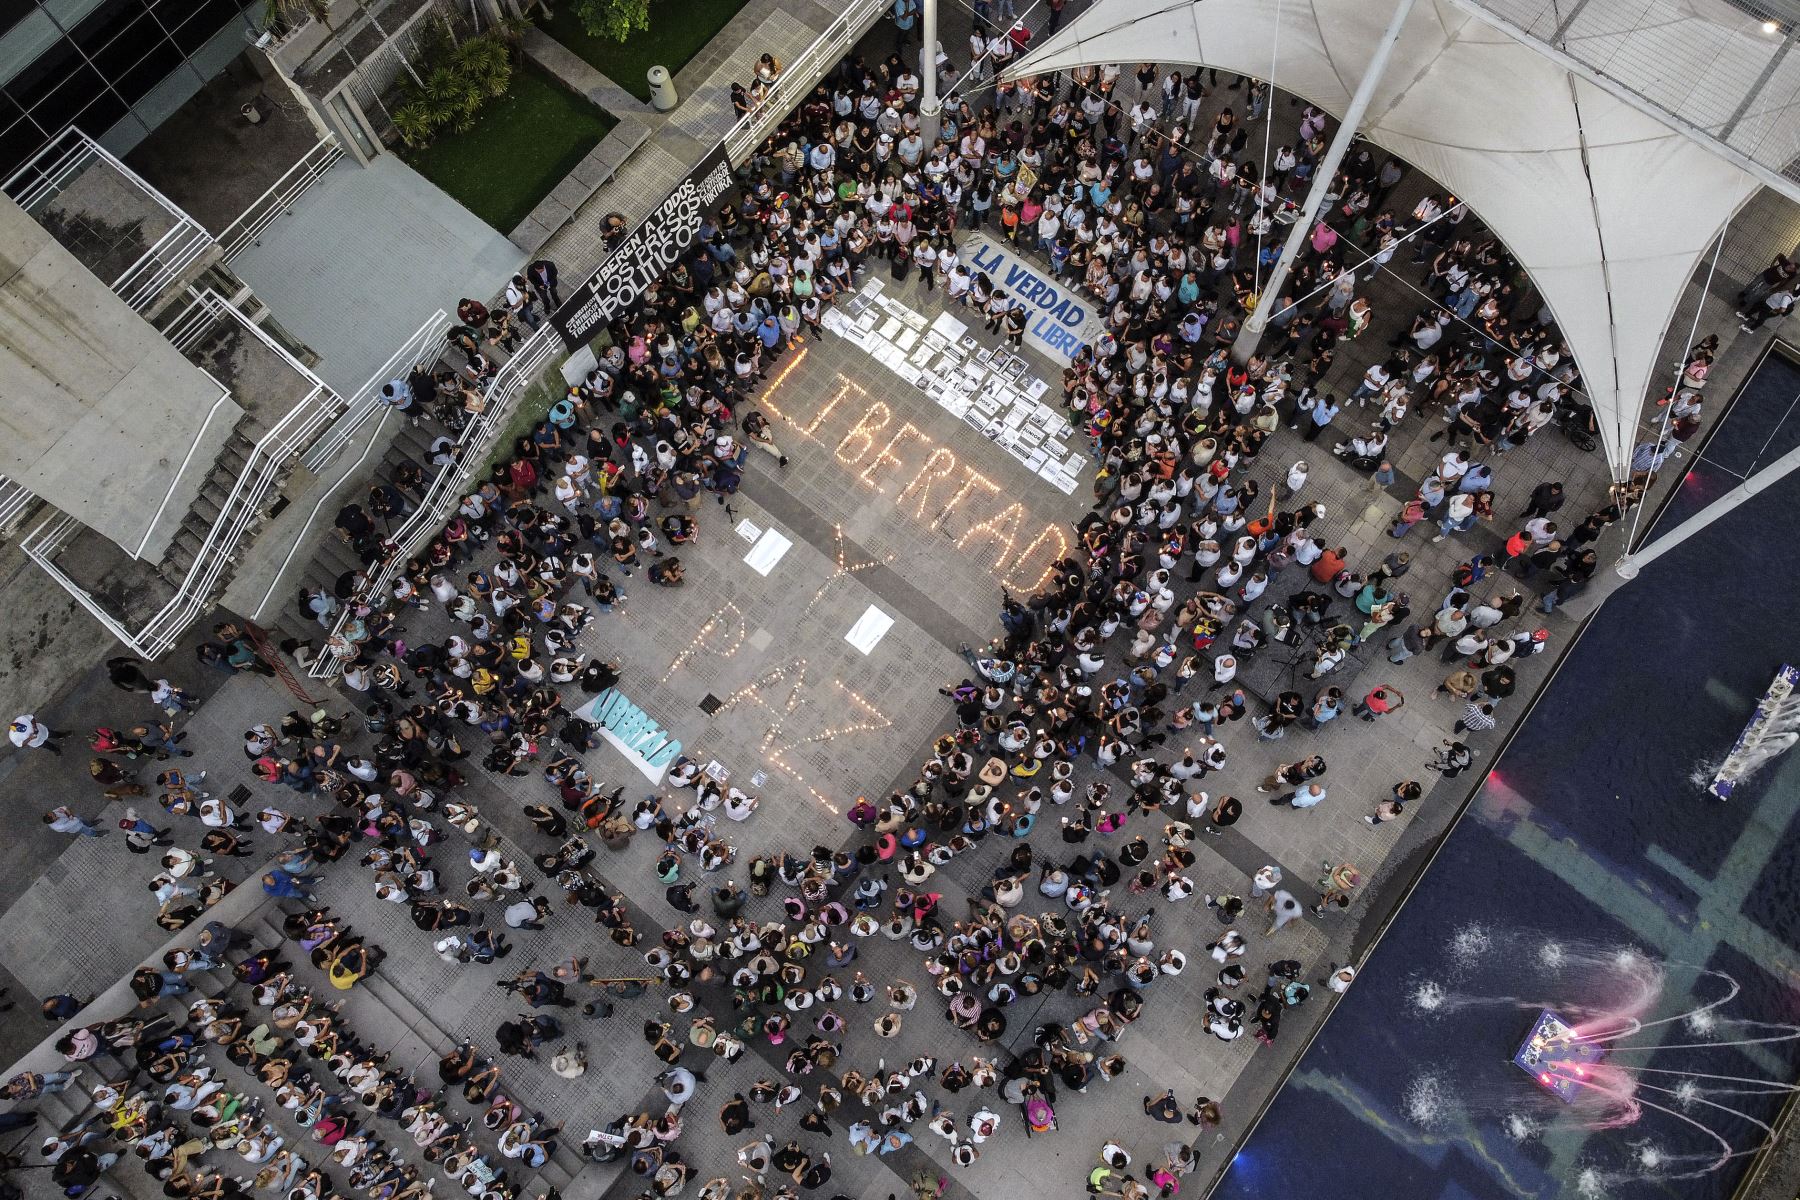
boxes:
[548,142,736,350]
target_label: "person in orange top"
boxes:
[1310,545,1347,584]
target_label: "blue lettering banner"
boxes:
[961,232,1107,363]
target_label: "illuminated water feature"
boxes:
[1215,353,1800,1198]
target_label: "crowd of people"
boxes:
[1,10,1742,1200]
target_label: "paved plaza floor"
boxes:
[0,227,1620,1200]
[0,5,1760,1196]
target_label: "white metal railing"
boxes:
[132,378,235,561]
[723,0,889,164]
[112,220,216,313]
[161,292,220,353]
[0,476,38,534]
[21,514,142,648]
[308,323,561,678]
[5,126,216,314]
[5,135,91,214]
[218,136,345,262]
[22,291,349,658]
[253,406,397,622]
[302,308,449,472]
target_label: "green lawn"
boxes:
[541,0,750,102]
[406,63,615,233]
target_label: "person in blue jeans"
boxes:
[43,806,103,838]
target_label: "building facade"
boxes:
[0,0,250,179]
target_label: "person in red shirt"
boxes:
[1354,686,1403,721]
[1310,545,1347,584]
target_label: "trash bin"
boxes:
[647,65,678,112]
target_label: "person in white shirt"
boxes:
[8,714,64,754]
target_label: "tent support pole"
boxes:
[920,0,942,144]
[1234,0,1418,364]
[1599,440,1800,597]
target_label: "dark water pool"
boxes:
[1215,350,1800,1200]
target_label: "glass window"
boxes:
[67,76,124,131]
[42,0,112,30]
[0,110,49,175]
[5,28,78,112]
[110,31,179,100]
[79,7,160,80]
[20,55,101,134]
[160,0,238,54]
[0,9,61,89]
[0,1,42,41]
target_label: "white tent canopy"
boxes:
[1003,0,1762,475]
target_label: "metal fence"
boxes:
[725,0,890,163]
[218,135,346,262]
[308,322,562,677]
[303,309,450,473]
[3,126,215,315]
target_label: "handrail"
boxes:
[4,128,215,314]
[723,0,889,164]
[22,291,350,657]
[0,476,38,536]
[308,323,561,677]
[302,308,449,472]
[113,222,214,312]
[218,136,345,262]
[137,362,341,654]
[132,375,234,561]
[20,516,142,649]
[3,130,92,210]
[253,406,397,622]
[5,126,210,231]
[161,293,218,353]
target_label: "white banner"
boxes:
[961,233,1107,362]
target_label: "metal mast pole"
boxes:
[920,0,942,143]
[1234,0,1418,363]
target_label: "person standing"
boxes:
[527,259,561,309]
[1743,288,1795,333]
[891,0,918,48]
[1365,780,1422,824]
[1521,480,1564,520]
[1352,686,1401,721]
[1738,254,1797,316]
[1143,1091,1184,1122]
[43,806,104,838]
[9,714,67,755]
[1264,889,1304,935]
[1272,782,1327,809]
[1300,392,1340,443]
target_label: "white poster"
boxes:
[961,233,1108,363]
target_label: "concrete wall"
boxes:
[0,197,242,560]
